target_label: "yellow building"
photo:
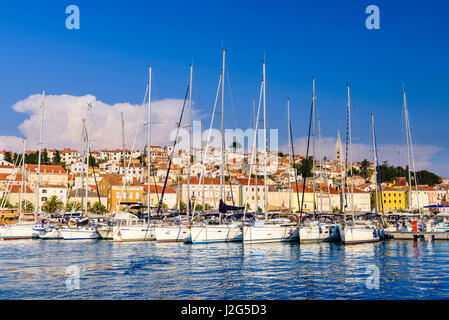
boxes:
[291,185,316,213]
[108,185,144,212]
[372,187,408,213]
[97,174,144,211]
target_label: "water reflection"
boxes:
[0,240,449,299]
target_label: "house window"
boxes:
[42,190,47,193]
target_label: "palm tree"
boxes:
[179,201,187,213]
[20,200,34,213]
[0,197,13,209]
[90,201,107,215]
[42,195,64,213]
[66,201,81,212]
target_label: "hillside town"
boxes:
[0,137,448,218]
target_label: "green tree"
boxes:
[88,155,98,167]
[204,203,212,210]
[360,159,370,180]
[230,141,241,152]
[42,196,64,213]
[42,195,64,213]
[42,149,50,165]
[20,200,34,213]
[294,157,313,178]
[90,201,107,214]
[66,201,82,212]
[195,204,203,211]
[4,151,13,164]
[0,197,13,209]
[137,154,147,166]
[179,201,187,213]
[53,150,61,165]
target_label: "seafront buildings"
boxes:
[0,143,447,216]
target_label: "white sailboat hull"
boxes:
[188,224,242,244]
[155,225,190,242]
[339,225,382,245]
[97,227,113,240]
[112,225,155,242]
[60,228,99,240]
[242,224,299,244]
[39,229,63,239]
[0,224,40,240]
[299,224,340,243]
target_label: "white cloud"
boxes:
[0,93,201,153]
[282,136,443,172]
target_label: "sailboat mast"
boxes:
[187,64,193,220]
[220,49,226,204]
[254,98,258,212]
[347,83,354,221]
[81,118,86,218]
[35,90,45,222]
[403,85,420,216]
[85,103,92,217]
[19,139,25,222]
[121,112,128,208]
[287,98,292,214]
[147,66,152,218]
[371,113,379,214]
[318,118,323,213]
[338,129,345,216]
[312,77,316,217]
[262,61,268,221]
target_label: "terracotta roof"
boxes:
[40,184,67,189]
[26,164,67,174]
[291,185,314,193]
[176,177,237,185]
[8,185,33,193]
[235,178,265,186]
[0,173,23,181]
[143,184,176,194]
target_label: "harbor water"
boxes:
[0,240,449,299]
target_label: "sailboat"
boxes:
[339,84,382,245]
[0,92,48,240]
[60,104,99,240]
[112,67,156,242]
[242,61,299,244]
[186,50,247,244]
[298,78,340,243]
[0,141,40,240]
[154,66,193,243]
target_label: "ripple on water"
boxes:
[1,240,449,299]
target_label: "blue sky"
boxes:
[0,1,448,176]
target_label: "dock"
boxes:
[387,231,449,241]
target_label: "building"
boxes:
[171,177,240,210]
[67,189,107,210]
[38,184,68,210]
[233,177,266,211]
[26,165,68,188]
[144,184,177,209]
[372,187,408,213]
